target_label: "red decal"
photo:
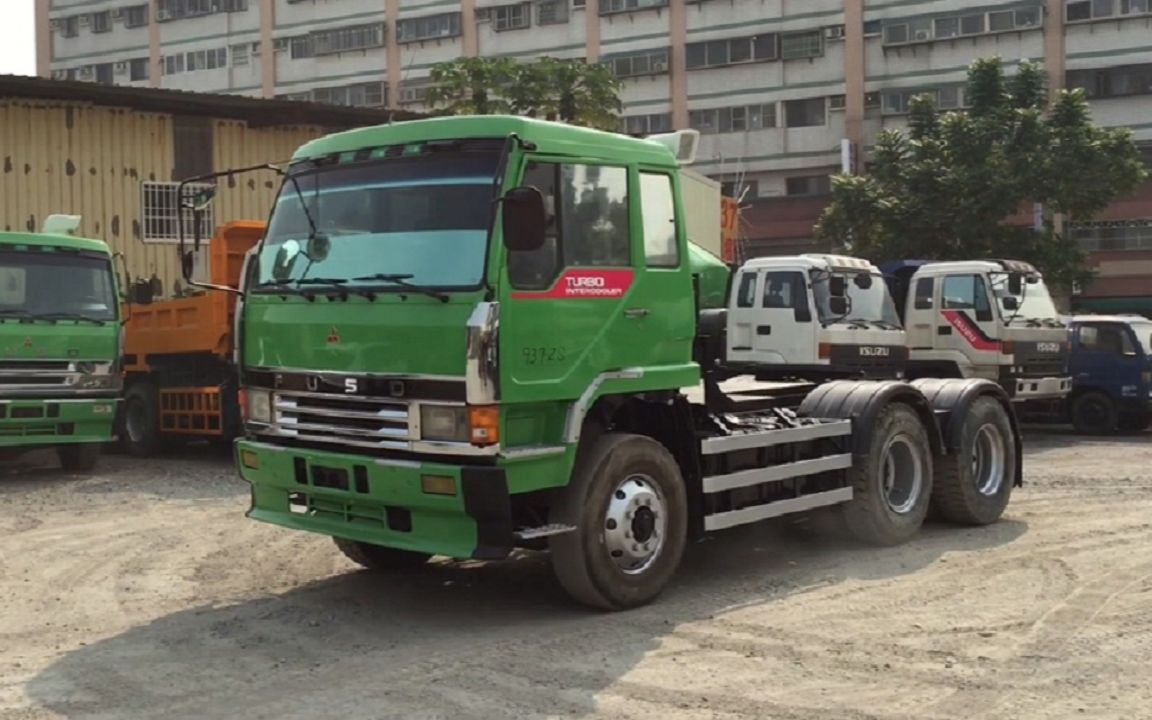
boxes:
[512,269,635,300]
[327,327,340,344]
[22,337,33,348]
[942,310,1000,352]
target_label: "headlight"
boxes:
[420,405,468,442]
[247,389,272,423]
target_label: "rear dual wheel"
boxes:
[932,397,1016,525]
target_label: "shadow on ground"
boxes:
[25,512,1027,720]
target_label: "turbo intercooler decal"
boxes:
[941,310,1000,352]
[512,269,635,300]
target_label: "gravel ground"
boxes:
[2,429,1151,720]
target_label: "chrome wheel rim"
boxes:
[973,424,1006,496]
[126,399,147,444]
[882,435,925,515]
[604,473,667,575]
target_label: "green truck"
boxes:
[182,117,1022,609]
[0,217,121,471]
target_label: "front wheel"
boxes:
[549,433,688,610]
[842,403,934,546]
[1071,391,1117,435]
[932,397,1016,525]
[57,443,101,472]
[120,382,163,457]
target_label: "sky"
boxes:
[0,1,37,76]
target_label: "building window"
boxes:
[780,30,822,59]
[124,4,149,28]
[689,103,775,134]
[142,182,215,243]
[129,57,150,81]
[785,175,832,196]
[312,82,387,108]
[881,85,969,114]
[599,0,669,15]
[538,0,570,25]
[883,5,1042,46]
[720,179,758,199]
[59,16,80,38]
[93,63,115,85]
[1067,63,1152,99]
[686,34,776,70]
[783,97,826,128]
[163,54,185,75]
[605,48,669,77]
[311,23,385,55]
[185,47,228,71]
[1072,220,1152,251]
[490,3,531,30]
[231,43,249,66]
[863,19,883,36]
[397,13,462,43]
[622,113,673,135]
[399,78,432,105]
[290,35,314,59]
[91,11,112,33]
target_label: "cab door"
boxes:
[498,158,694,419]
[938,273,1001,378]
[726,269,762,364]
[1072,322,1143,402]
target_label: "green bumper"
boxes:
[236,440,518,561]
[0,398,118,448]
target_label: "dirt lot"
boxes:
[2,430,1151,720]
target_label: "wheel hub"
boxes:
[972,423,1006,496]
[604,474,666,575]
[882,435,924,515]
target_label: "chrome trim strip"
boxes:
[274,399,408,422]
[273,418,409,439]
[466,301,500,405]
[703,454,854,494]
[246,366,462,382]
[704,487,854,532]
[563,368,645,444]
[500,445,567,460]
[701,420,852,456]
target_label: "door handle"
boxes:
[624,308,650,319]
[756,325,772,336]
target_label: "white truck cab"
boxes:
[883,259,1071,401]
[726,254,908,380]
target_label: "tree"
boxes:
[815,57,1148,290]
[424,57,623,131]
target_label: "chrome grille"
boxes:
[0,359,74,389]
[271,391,413,450]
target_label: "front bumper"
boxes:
[236,440,515,561]
[0,397,118,447]
[1010,375,1073,402]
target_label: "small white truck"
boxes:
[883,259,1071,402]
[725,254,908,381]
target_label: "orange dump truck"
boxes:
[119,221,264,455]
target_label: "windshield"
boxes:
[990,273,1061,323]
[0,249,117,321]
[812,271,902,327]
[258,151,500,289]
[1131,323,1152,355]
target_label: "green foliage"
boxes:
[424,57,623,131]
[816,57,1148,291]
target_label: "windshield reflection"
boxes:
[991,274,1062,325]
[812,271,902,328]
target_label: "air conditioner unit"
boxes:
[157,9,171,21]
[475,8,491,21]
[111,8,123,20]
[79,14,91,26]
[114,61,129,75]
[650,58,668,72]
[50,18,62,30]
[913,29,931,40]
[51,69,69,80]
[825,25,846,40]
[78,66,95,79]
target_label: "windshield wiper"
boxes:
[352,274,449,304]
[31,312,107,326]
[840,317,872,330]
[295,277,379,302]
[252,279,304,294]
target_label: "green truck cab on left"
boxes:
[0,217,121,471]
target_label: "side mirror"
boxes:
[853,273,873,290]
[829,275,848,297]
[1002,296,1020,311]
[1007,273,1024,295]
[501,186,547,253]
[306,232,331,263]
[185,187,216,253]
[829,296,849,316]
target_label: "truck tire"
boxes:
[333,537,431,570]
[931,397,1016,525]
[57,443,101,472]
[121,382,163,457]
[549,433,687,611]
[842,402,933,546]
[1071,391,1116,435]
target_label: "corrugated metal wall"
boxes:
[0,98,326,294]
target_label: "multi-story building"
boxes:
[34,0,1152,312]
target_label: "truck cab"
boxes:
[726,254,907,380]
[884,259,1071,402]
[0,217,121,471]
[1064,314,1152,434]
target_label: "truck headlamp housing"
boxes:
[247,389,272,424]
[420,405,469,442]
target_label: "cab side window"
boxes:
[508,161,631,290]
[639,173,679,268]
[942,274,992,321]
[735,272,758,308]
[1079,324,1137,356]
[914,277,934,310]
